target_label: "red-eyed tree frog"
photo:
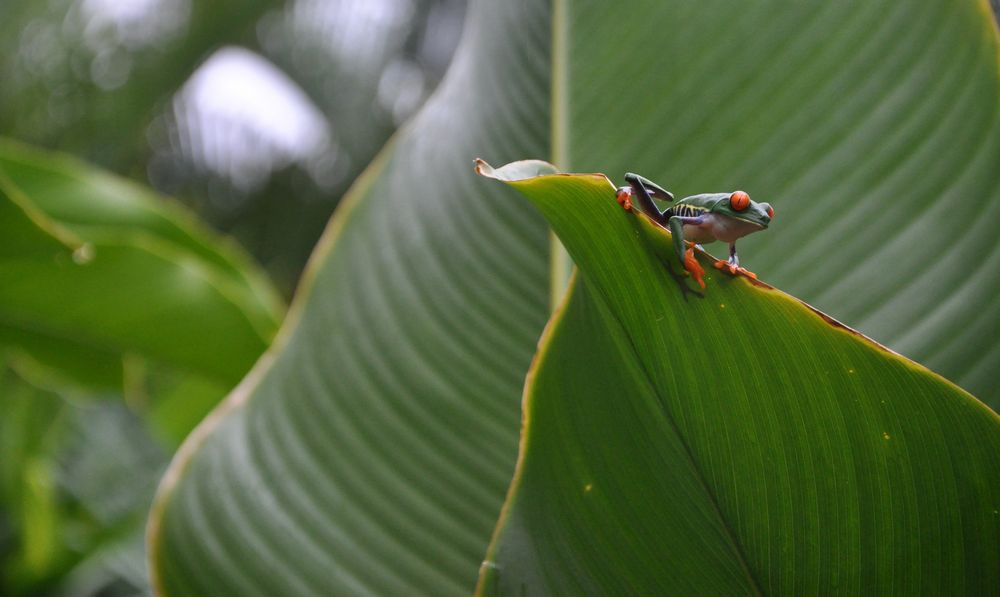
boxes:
[615,173,774,290]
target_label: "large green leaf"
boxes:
[477,163,1000,594]
[148,3,551,594]
[149,0,1000,594]
[0,139,283,388]
[558,2,1000,406]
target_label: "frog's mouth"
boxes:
[733,216,769,229]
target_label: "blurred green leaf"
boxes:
[144,368,230,449]
[0,373,65,591]
[478,164,1000,594]
[0,322,123,392]
[149,0,1000,594]
[0,139,284,389]
[0,368,169,595]
[19,460,58,582]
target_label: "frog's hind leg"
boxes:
[619,173,674,224]
[713,243,739,274]
[626,173,674,202]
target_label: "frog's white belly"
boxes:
[683,213,763,244]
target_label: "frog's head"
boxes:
[715,190,773,229]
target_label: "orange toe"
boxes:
[714,261,742,275]
[616,189,633,211]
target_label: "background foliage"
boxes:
[0,0,465,293]
[1,0,464,593]
[1,0,998,595]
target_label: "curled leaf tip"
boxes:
[473,157,493,176]
[474,158,560,182]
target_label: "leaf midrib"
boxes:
[585,275,766,596]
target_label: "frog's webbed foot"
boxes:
[684,245,706,290]
[714,243,757,280]
[615,186,633,212]
[713,260,758,280]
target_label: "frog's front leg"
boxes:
[668,214,707,290]
[713,242,758,280]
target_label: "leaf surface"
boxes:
[478,163,1000,595]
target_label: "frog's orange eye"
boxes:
[766,205,775,218]
[730,191,750,211]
